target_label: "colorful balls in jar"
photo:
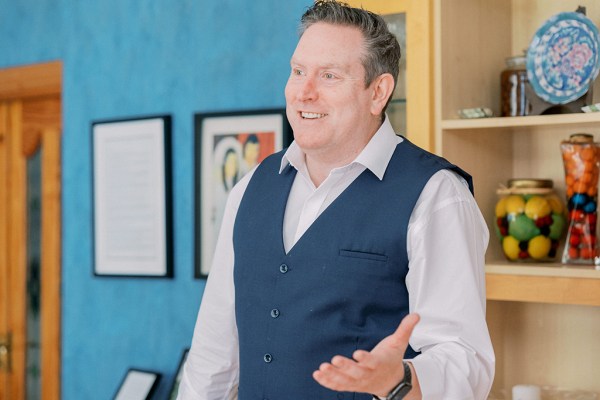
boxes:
[560,134,600,265]
[495,179,565,261]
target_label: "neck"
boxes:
[305,151,356,187]
[304,135,373,187]
[302,115,384,187]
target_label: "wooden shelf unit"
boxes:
[485,263,600,306]
[435,0,600,393]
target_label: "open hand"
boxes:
[313,313,420,397]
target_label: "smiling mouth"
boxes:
[301,112,328,119]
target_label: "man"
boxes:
[240,134,260,175]
[178,1,494,399]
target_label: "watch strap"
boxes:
[373,361,412,400]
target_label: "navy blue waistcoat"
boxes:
[233,138,472,400]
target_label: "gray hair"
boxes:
[299,0,401,108]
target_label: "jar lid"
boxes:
[497,178,555,195]
[507,178,553,189]
[569,133,594,143]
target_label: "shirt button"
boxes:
[279,264,288,273]
[263,353,273,363]
[270,309,280,318]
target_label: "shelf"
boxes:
[486,261,600,278]
[441,112,600,130]
[436,0,600,392]
[485,262,600,306]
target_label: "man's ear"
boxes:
[370,73,395,116]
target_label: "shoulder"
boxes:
[419,169,474,210]
[408,169,487,242]
[411,169,477,227]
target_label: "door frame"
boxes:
[0,61,62,400]
[345,0,434,152]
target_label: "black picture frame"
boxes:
[92,115,173,278]
[168,348,190,400]
[194,108,292,278]
[113,368,161,400]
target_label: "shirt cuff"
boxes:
[410,354,443,399]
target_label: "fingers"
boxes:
[313,358,364,392]
[313,353,378,391]
[351,349,378,369]
[352,349,369,362]
[331,355,373,379]
[314,313,421,393]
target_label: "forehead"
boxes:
[292,22,365,69]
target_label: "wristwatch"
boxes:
[373,361,412,400]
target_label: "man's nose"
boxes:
[297,76,318,101]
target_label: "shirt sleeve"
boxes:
[406,169,495,399]
[176,171,255,400]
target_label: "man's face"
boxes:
[244,142,260,166]
[285,22,380,160]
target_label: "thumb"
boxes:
[389,313,420,349]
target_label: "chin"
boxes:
[292,132,314,146]
[293,137,327,153]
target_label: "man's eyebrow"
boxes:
[320,63,345,70]
[289,58,304,67]
[290,58,346,71]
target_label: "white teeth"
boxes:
[301,112,327,119]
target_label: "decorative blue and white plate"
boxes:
[527,12,600,104]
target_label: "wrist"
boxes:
[373,361,412,400]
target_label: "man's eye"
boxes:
[323,73,335,79]
[292,69,304,76]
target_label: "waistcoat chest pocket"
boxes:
[339,249,388,263]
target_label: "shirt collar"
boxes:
[279,115,401,180]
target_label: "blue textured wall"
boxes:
[0,0,310,398]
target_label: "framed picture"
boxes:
[92,115,173,278]
[194,109,292,278]
[168,349,189,400]
[113,368,161,400]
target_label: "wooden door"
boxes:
[0,62,62,400]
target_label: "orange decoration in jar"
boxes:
[560,133,600,266]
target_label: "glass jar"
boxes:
[495,179,566,262]
[560,133,600,265]
[500,55,530,117]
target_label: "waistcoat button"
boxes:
[263,353,273,363]
[270,309,280,318]
[279,264,288,273]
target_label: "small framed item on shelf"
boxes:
[92,115,173,278]
[194,109,292,278]
[582,103,600,112]
[458,107,493,119]
[113,368,161,400]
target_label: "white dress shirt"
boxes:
[178,117,495,400]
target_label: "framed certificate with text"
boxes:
[92,115,173,277]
